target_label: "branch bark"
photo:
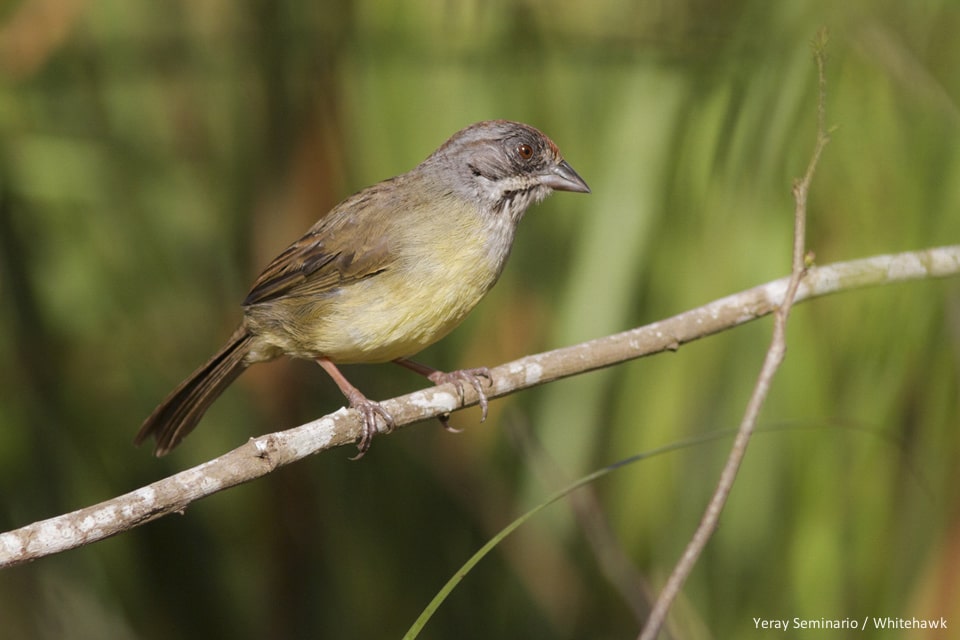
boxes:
[1,245,958,568]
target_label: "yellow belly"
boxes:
[244,204,516,364]
[288,266,495,363]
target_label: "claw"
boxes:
[392,359,493,433]
[436,412,463,433]
[349,400,395,460]
[427,367,492,422]
[315,356,395,459]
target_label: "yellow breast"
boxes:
[246,197,517,364]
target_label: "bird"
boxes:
[135,120,590,457]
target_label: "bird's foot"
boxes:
[345,391,395,460]
[427,367,492,431]
[315,356,394,460]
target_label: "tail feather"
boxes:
[136,326,253,456]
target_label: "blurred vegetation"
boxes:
[1,1,959,638]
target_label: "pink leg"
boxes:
[317,357,394,459]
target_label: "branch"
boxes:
[1,245,958,568]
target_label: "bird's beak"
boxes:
[541,159,591,194]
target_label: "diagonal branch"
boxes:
[2,244,959,569]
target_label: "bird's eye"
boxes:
[517,143,534,160]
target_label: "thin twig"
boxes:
[638,27,832,640]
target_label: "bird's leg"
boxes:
[393,358,492,431]
[316,357,394,459]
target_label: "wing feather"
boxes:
[242,184,400,307]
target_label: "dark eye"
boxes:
[517,143,534,160]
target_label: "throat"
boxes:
[492,185,546,220]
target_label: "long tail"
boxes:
[135,325,253,456]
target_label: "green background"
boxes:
[1,1,958,638]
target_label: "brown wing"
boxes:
[243,186,398,307]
